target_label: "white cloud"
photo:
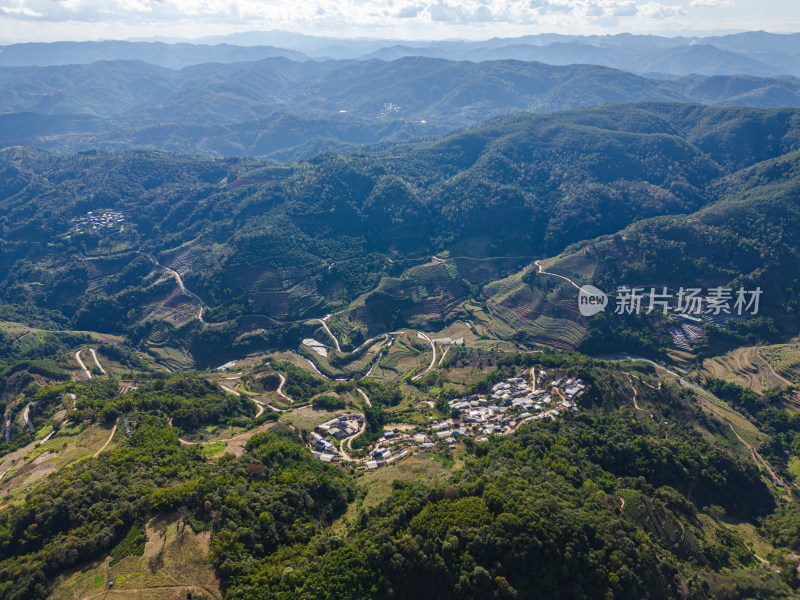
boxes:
[610,2,639,17]
[0,6,43,17]
[584,0,640,20]
[0,0,794,43]
[529,0,573,14]
[0,0,650,27]
[395,4,423,18]
[690,0,734,6]
[639,1,686,19]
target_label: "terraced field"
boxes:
[703,345,795,394]
[379,339,418,370]
[0,419,121,503]
[483,272,585,349]
[144,324,194,372]
[300,333,390,379]
[163,246,203,275]
[759,343,800,385]
[541,249,597,286]
[49,513,222,600]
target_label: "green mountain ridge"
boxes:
[2,102,800,366]
[0,58,799,160]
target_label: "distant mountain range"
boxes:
[0,40,310,69]
[3,31,799,76]
[1,57,799,159]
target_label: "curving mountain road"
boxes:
[333,414,367,463]
[317,315,341,353]
[727,423,791,498]
[93,418,119,458]
[75,350,92,379]
[626,372,656,425]
[219,383,264,418]
[357,388,372,407]
[275,373,293,403]
[21,404,34,431]
[141,252,207,323]
[535,259,582,290]
[88,348,106,374]
[412,332,436,381]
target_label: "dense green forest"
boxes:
[3,103,800,365]
[3,359,800,599]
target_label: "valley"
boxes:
[3,32,800,599]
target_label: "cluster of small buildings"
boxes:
[337,372,587,470]
[310,414,364,462]
[366,445,410,470]
[448,372,585,438]
[70,209,125,234]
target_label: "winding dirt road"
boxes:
[317,315,341,353]
[412,332,436,381]
[626,373,656,425]
[357,388,372,407]
[535,259,582,290]
[20,404,34,431]
[338,416,367,462]
[276,373,293,403]
[88,348,106,374]
[93,418,119,458]
[142,252,207,324]
[727,423,791,498]
[219,383,264,418]
[75,350,92,379]
[252,400,265,418]
[219,384,240,396]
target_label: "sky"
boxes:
[0,0,797,43]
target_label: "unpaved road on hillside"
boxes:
[93,418,119,458]
[626,373,656,424]
[88,348,106,374]
[142,252,207,323]
[75,350,92,379]
[727,423,791,499]
[317,315,341,352]
[412,332,436,381]
[21,404,34,431]
[357,388,372,407]
[535,260,582,290]
[219,383,264,418]
[276,373,293,403]
[339,416,367,462]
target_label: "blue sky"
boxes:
[0,0,797,43]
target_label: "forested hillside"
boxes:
[2,353,799,600]
[2,103,800,364]
[0,57,798,159]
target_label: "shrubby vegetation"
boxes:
[0,356,797,598]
